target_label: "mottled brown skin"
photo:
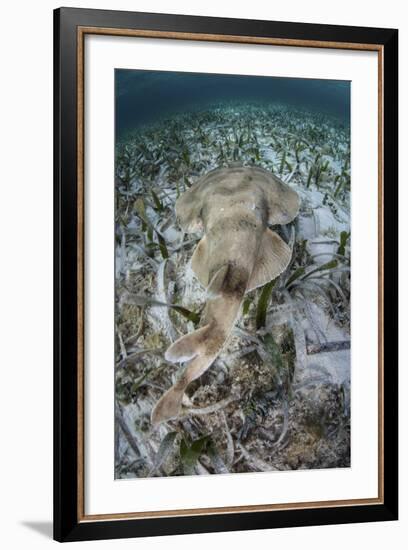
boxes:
[150,164,300,425]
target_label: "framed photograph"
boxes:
[53,7,398,542]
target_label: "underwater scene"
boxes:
[114,69,351,479]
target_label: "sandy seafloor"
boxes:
[114,102,351,479]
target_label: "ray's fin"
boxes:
[152,338,223,425]
[247,229,292,292]
[165,324,211,363]
[207,264,229,298]
[151,385,186,425]
[191,235,209,287]
[254,170,300,225]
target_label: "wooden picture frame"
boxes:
[54,7,398,542]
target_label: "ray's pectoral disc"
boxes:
[151,164,300,425]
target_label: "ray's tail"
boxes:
[151,265,246,425]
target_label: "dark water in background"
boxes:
[115,69,350,139]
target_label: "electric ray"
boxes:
[151,164,300,425]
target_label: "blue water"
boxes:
[115,69,350,139]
